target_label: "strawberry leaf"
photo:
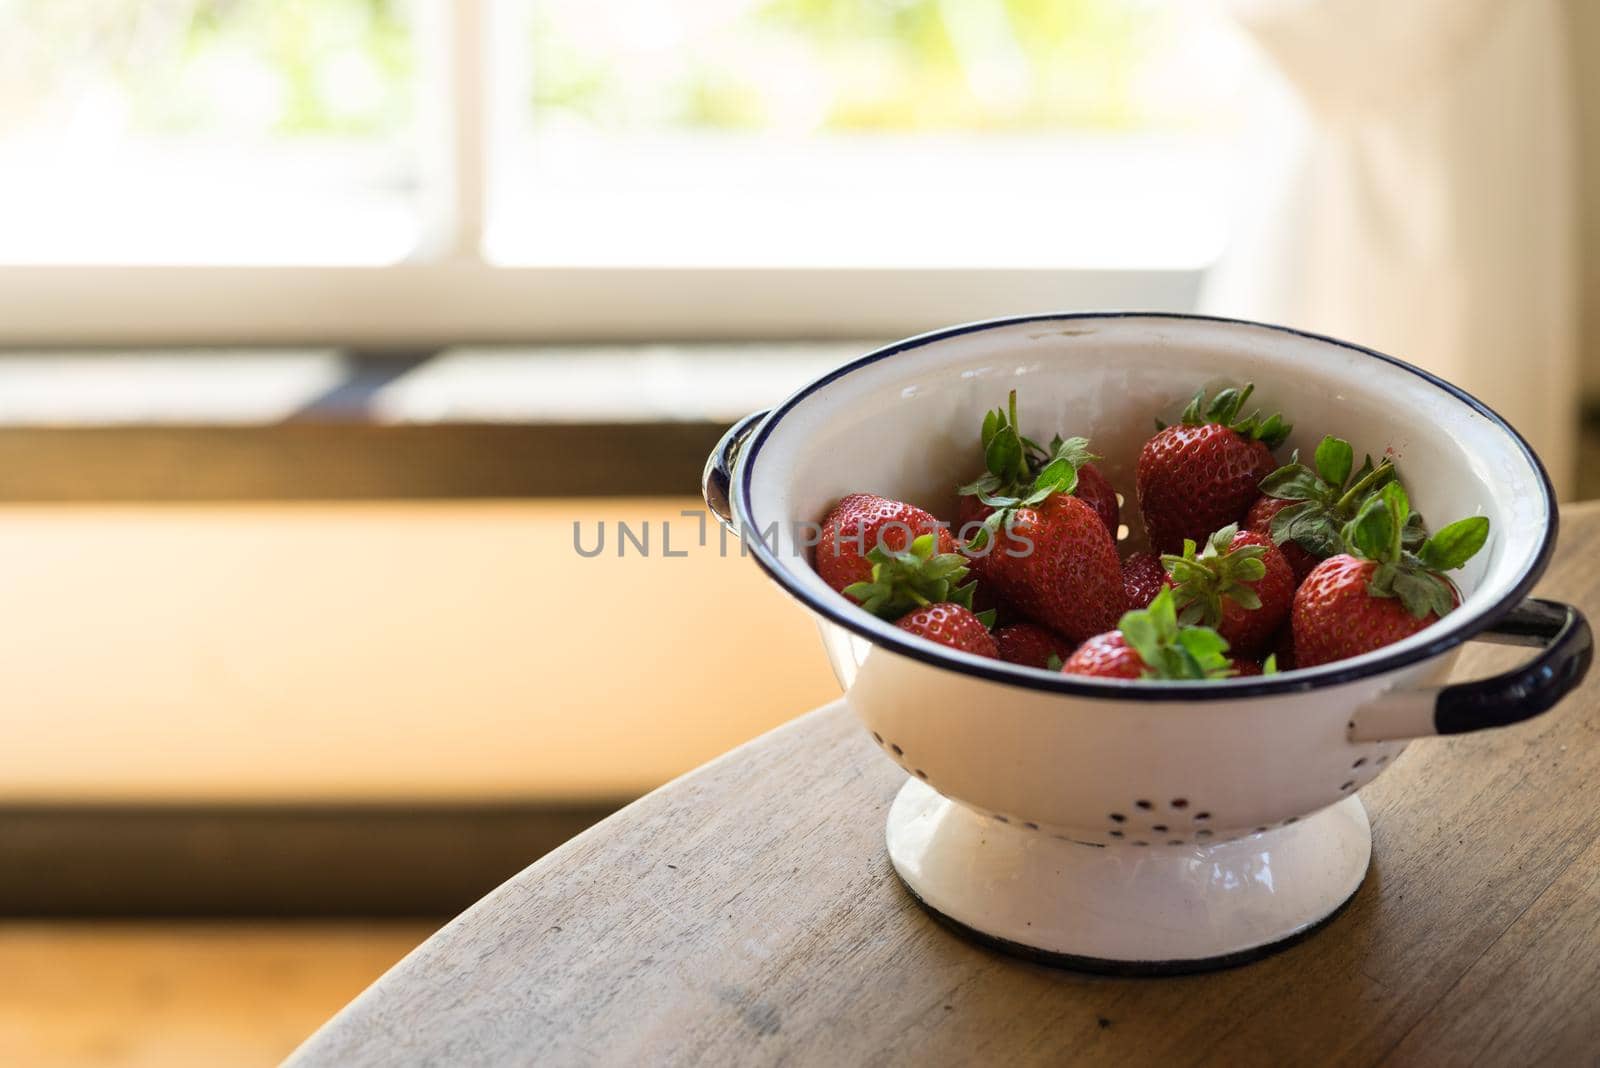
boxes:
[1269,500,1343,557]
[1260,467,1327,502]
[1343,493,1396,563]
[845,532,975,620]
[1314,435,1354,487]
[1172,383,1291,449]
[1418,516,1489,572]
[1160,524,1269,629]
[958,394,1097,544]
[1115,588,1235,680]
[1258,437,1406,563]
[984,431,1025,487]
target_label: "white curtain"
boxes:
[1204,0,1577,494]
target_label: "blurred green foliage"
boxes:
[2,0,1178,139]
[533,0,1174,133]
[0,0,414,136]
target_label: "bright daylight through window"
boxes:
[0,0,1258,273]
[491,0,1255,269]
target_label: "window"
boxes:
[0,0,1266,344]
[489,0,1251,270]
[0,0,423,265]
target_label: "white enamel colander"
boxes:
[702,313,1590,973]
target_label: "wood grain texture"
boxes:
[288,503,1600,1068]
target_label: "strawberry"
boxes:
[841,533,985,622]
[1162,524,1295,657]
[1244,497,1321,581]
[1251,434,1422,580]
[896,603,999,658]
[1060,632,1145,679]
[956,390,1117,537]
[1062,588,1234,680]
[1293,482,1488,667]
[1122,551,1168,609]
[1137,384,1290,554]
[844,533,999,658]
[994,623,1073,670]
[1074,462,1121,536]
[970,493,1125,643]
[1230,654,1281,677]
[817,493,953,597]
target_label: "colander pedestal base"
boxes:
[886,778,1371,975]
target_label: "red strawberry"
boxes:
[817,494,953,597]
[1163,525,1295,657]
[1074,462,1121,536]
[1245,496,1320,581]
[1122,551,1168,609]
[1252,434,1417,580]
[973,493,1125,643]
[1292,483,1486,667]
[1231,657,1264,676]
[1137,385,1289,554]
[1062,588,1234,680]
[955,391,1117,538]
[994,623,1073,669]
[896,603,999,658]
[1061,632,1144,679]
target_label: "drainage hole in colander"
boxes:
[1340,780,1355,791]
[890,743,903,756]
[913,769,928,780]
[1352,757,1367,768]
[1283,816,1299,825]
[1116,524,1130,542]
[993,814,1009,823]
[1376,754,1389,765]
[1135,799,1153,810]
[872,732,883,744]
[1194,812,1211,821]
[1023,821,1039,831]
[1254,825,1268,833]
[1108,830,1123,838]
[1109,812,1126,823]
[1170,798,1188,809]
[1196,829,1213,839]
[1168,839,1183,846]
[1151,824,1168,833]
[1132,840,1149,847]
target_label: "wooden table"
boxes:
[289,503,1600,1067]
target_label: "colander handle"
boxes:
[1350,598,1593,741]
[701,409,768,534]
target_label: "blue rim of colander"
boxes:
[731,311,1559,699]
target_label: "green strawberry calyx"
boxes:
[1259,435,1424,559]
[1157,383,1292,449]
[1341,482,1490,619]
[1160,524,1268,628]
[843,533,996,627]
[1118,587,1236,680]
[957,389,1097,552]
